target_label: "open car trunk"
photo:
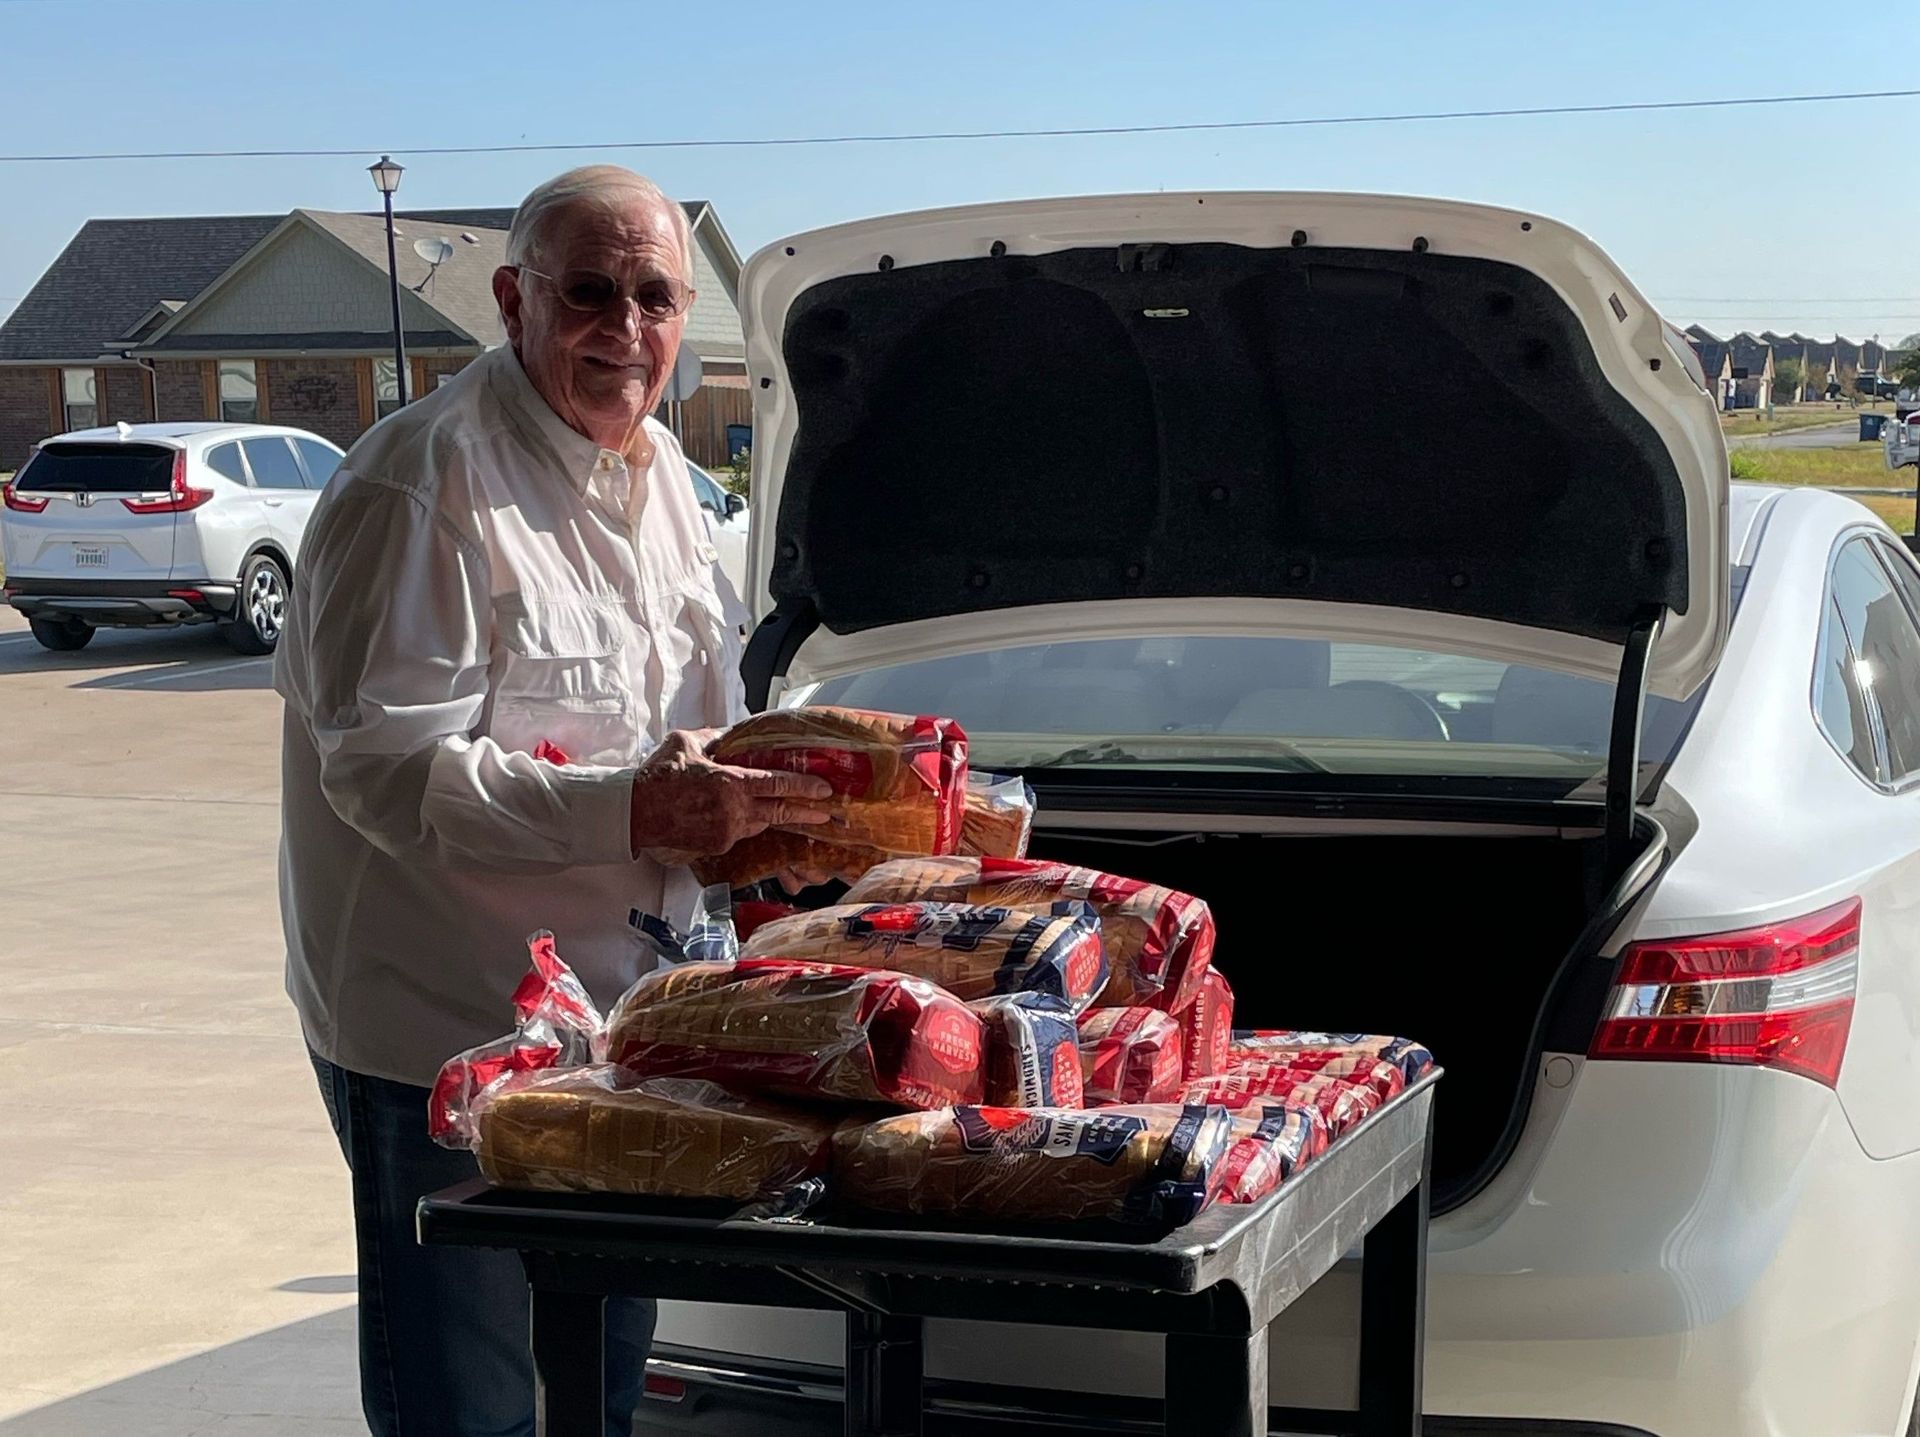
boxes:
[1024,816,1645,1211]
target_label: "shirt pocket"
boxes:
[489,595,633,762]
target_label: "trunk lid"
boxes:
[740,192,1728,701]
[5,436,180,581]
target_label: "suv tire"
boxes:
[222,553,288,656]
[28,617,94,652]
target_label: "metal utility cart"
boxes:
[418,1072,1438,1437]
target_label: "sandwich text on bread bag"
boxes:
[693,708,968,888]
[606,958,986,1111]
[833,1103,1237,1227]
[473,1068,843,1202]
[970,993,1084,1108]
[739,901,1109,1014]
[844,856,1214,1012]
[1077,1007,1187,1105]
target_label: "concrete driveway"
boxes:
[0,610,363,1435]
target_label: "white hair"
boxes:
[505,165,695,284]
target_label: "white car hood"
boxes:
[740,192,1728,700]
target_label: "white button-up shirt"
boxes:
[276,344,747,1086]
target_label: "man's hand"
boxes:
[630,729,834,862]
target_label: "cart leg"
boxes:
[530,1286,604,1437]
[1357,1174,1429,1437]
[845,1310,923,1437]
[1164,1331,1270,1437]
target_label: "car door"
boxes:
[240,435,313,563]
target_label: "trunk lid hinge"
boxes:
[1606,608,1664,876]
[742,598,820,712]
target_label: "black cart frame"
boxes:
[418,1072,1437,1437]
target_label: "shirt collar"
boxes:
[490,344,626,493]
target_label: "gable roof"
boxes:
[1684,323,1722,345]
[0,215,283,362]
[306,209,509,345]
[1691,339,1729,381]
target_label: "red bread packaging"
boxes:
[1227,1031,1435,1092]
[1077,1007,1186,1105]
[1184,1064,1380,1136]
[845,856,1214,1012]
[1178,969,1235,1081]
[1216,1104,1330,1204]
[970,994,1084,1108]
[606,959,985,1111]
[739,901,1109,1015]
[693,708,968,888]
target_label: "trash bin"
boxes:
[1861,414,1887,442]
[726,423,752,462]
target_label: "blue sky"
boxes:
[2,0,1916,345]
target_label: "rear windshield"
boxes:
[806,634,1704,788]
[17,443,176,493]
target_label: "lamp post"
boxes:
[368,155,408,408]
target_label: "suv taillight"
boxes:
[122,451,212,514]
[1590,900,1861,1088]
[2,480,48,514]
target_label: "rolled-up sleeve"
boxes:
[281,473,636,871]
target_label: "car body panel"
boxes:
[739,192,1729,700]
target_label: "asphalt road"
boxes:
[1725,419,1869,451]
[0,611,362,1435]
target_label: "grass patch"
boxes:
[1854,492,1915,533]
[1728,444,1907,488]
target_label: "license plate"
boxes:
[72,545,106,569]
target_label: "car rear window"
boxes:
[17,443,176,493]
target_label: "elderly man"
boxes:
[276,166,830,1437]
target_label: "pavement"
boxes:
[1724,418,1869,450]
[0,609,364,1435]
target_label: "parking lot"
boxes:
[0,610,361,1434]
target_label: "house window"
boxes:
[61,368,97,431]
[372,358,403,419]
[219,360,258,424]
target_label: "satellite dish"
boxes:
[412,237,455,266]
[663,345,703,403]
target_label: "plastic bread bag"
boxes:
[627,885,740,971]
[733,899,803,944]
[692,708,969,888]
[473,1066,845,1203]
[960,771,1036,859]
[1076,1007,1187,1105]
[739,900,1108,1014]
[1216,1104,1330,1205]
[606,958,986,1111]
[969,993,1084,1108]
[1183,1065,1381,1136]
[1227,1032,1434,1093]
[833,1103,1236,1228]
[428,930,606,1147]
[844,857,1213,1012]
[1178,969,1235,1082]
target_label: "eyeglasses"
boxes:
[517,265,696,323]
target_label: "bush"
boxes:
[722,446,751,499]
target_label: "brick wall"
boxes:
[153,361,208,422]
[416,354,471,393]
[0,367,55,471]
[262,357,364,449]
[99,367,154,426]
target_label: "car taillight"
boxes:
[122,451,212,514]
[1590,900,1861,1088]
[2,481,49,514]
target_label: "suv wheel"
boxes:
[222,554,288,656]
[28,617,94,652]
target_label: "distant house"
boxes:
[1689,337,1734,410]
[1726,333,1776,410]
[0,201,750,470]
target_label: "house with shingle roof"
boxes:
[1688,336,1733,409]
[0,201,749,470]
[1726,332,1776,410]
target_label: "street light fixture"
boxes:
[368,155,409,409]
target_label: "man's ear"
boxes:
[492,266,525,344]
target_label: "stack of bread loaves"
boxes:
[431,706,1433,1228]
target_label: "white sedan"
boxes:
[634,193,1920,1437]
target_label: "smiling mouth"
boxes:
[583,356,649,376]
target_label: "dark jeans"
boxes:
[310,1049,654,1437]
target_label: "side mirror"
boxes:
[724,492,747,518]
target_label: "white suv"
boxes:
[1,421,342,654]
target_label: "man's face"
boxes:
[493,194,690,452]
